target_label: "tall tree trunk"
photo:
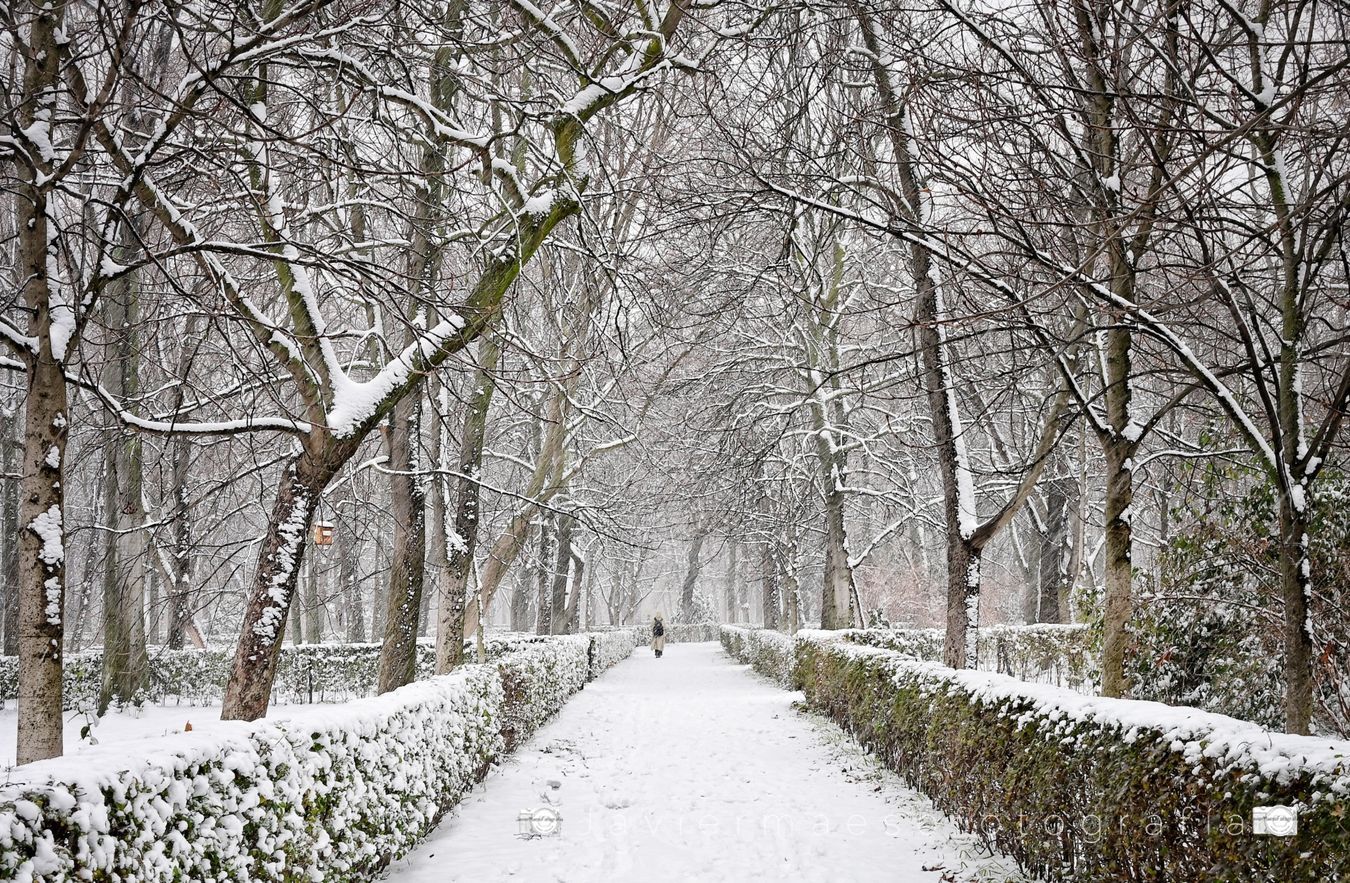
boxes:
[678,530,706,622]
[562,551,585,634]
[15,0,69,764]
[378,390,427,693]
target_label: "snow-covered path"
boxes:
[386,641,1022,883]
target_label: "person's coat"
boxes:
[651,616,666,653]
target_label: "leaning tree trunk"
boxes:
[221,449,341,720]
[378,389,427,693]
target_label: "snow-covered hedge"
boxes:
[792,632,1350,883]
[0,634,635,882]
[665,622,719,642]
[719,626,795,687]
[841,623,1097,692]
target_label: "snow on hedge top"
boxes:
[1,664,495,790]
[798,632,1350,795]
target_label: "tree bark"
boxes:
[339,521,365,642]
[304,552,323,643]
[534,512,556,635]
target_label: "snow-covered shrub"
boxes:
[586,628,641,679]
[840,624,1098,692]
[0,633,637,882]
[793,634,1350,883]
[719,626,794,687]
[495,636,590,751]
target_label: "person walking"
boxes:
[651,613,666,658]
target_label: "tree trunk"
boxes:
[678,530,706,622]
[534,513,556,635]
[434,332,499,671]
[723,541,738,624]
[15,0,69,764]
[378,390,427,693]
[304,552,323,643]
[761,541,781,630]
[1100,435,1135,697]
[339,522,365,642]
[221,451,337,720]
[2,416,19,657]
[99,247,150,713]
[1278,494,1314,734]
[1034,469,1075,624]
[549,515,575,634]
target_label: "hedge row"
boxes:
[841,623,1097,692]
[719,626,795,687]
[0,641,443,710]
[0,628,652,711]
[764,630,1350,883]
[0,632,637,882]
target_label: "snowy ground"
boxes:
[386,641,1024,883]
[0,702,305,771]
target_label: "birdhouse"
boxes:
[313,521,335,546]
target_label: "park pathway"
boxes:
[385,641,1023,883]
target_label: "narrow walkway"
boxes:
[386,642,1022,883]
